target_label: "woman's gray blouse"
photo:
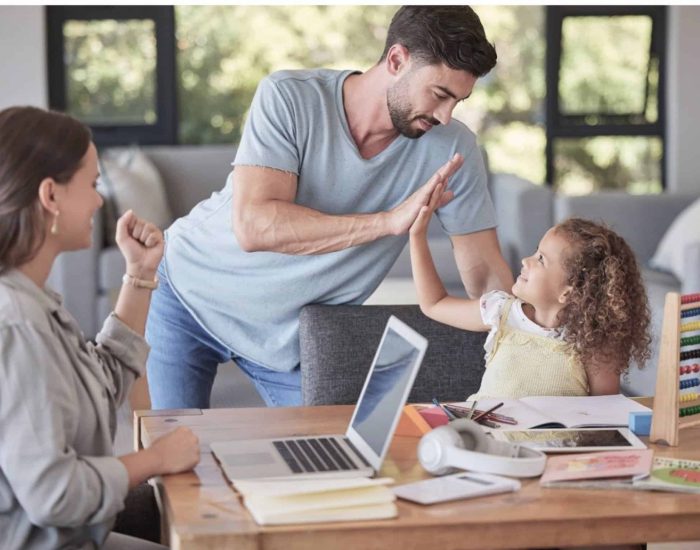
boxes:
[0,269,150,549]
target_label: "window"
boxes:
[546,6,666,193]
[458,6,546,185]
[175,5,396,145]
[46,6,665,193]
[47,6,176,145]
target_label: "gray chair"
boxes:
[299,305,486,406]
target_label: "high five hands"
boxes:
[389,153,464,236]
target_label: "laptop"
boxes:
[210,315,428,482]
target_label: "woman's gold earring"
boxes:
[50,211,59,235]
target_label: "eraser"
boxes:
[629,411,652,436]
[419,406,450,428]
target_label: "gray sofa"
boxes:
[48,145,236,337]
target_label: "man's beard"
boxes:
[387,79,440,139]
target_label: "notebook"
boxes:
[210,315,428,482]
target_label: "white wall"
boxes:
[0,6,47,109]
[0,5,698,192]
[666,6,700,193]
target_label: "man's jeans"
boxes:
[146,264,302,409]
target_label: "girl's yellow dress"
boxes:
[469,296,589,400]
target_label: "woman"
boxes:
[0,106,200,549]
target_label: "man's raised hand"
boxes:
[386,153,463,236]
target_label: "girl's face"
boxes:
[512,227,573,310]
[51,142,103,251]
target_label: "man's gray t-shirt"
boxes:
[164,68,496,371]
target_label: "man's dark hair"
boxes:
[380,6,497,77]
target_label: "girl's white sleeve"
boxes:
[479,290,511,328]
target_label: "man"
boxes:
[146,6,514,409]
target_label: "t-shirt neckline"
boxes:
[335,70,407,163]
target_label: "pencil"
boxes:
[432,398,457,420]
[472,402,504,422]
[443,404,518,424]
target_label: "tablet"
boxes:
[490,428,646,453]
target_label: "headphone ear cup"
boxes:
[417,424,465,475]
[449,419,491,453]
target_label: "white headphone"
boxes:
[418,419,546,478]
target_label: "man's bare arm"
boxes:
[231,155,463,255]
[450,229,515,298]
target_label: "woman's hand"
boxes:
[115,210,164,279]
[120,426,200,487]
[149,427,200,475]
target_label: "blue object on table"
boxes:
[629,411,652,436]
[432,397,457,420]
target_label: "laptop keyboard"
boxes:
[272,437,367,474]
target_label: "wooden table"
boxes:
[136,405,700,550]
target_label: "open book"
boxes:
[234,477,397,526]
[466,394,651,430]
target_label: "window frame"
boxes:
[46,6,177,146]
[545,5,667,189]
[45,6,667,192]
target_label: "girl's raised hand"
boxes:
[409,178,447,237]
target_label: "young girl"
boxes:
[0,106,199,549]
[409,179,651,398]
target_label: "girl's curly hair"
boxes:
[554,218,652,375]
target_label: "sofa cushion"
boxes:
[98,147,174,245]
[621,267,680,397]
[650,196,700,281]
[385,233,462,287]
[554,191,693,266]
[491,173,553,275]
[98,246,126,292]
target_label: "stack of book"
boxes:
[234,477,397,526]
[539,449,653,488]
[540,450,700,494]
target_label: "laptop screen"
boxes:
[349,317,426,458]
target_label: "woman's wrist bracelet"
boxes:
[122,273,159,290]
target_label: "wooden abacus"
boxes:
[650,292,700,446]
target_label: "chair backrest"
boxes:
[299,304,486,406]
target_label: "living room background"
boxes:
[1,6,698,194]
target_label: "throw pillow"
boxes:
[98,147,174,245]
[650,196,700,280]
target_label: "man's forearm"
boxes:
[459,257,514,298]
[235,199,394,255]
[451,230,515,298]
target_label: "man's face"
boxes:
[387,61,477,139]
